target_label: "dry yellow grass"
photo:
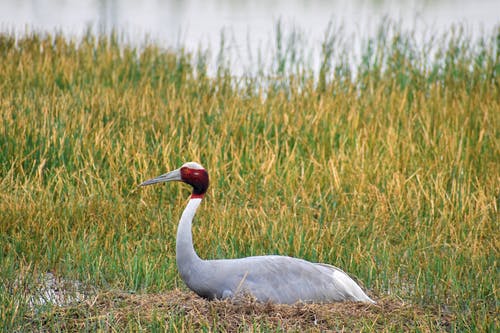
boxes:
[24,289,453,332]
[1,26,499,331]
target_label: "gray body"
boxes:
[177,198,374,304]
[141,162,375,304]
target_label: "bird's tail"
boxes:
[317,263,376,303]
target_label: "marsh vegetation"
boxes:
[0,23,498,331]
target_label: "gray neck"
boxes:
[176,198,204,285]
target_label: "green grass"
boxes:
[0,23,499,331]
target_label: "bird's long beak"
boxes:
[139,168,182,187]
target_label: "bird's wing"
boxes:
[313,262,375,303]
[203,255,373,304]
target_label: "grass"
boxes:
[0,23,499,331]
[18,290,452,332]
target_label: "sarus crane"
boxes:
[140,162,375,304]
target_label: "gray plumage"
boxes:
[141,162,375,304]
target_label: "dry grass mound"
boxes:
[25,289,452,332]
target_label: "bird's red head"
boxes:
[139,162,209,199]
[180,162,209,198]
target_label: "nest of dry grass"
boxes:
[25,289,453,332]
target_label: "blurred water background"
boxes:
[1,0,498,75]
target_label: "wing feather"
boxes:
[197,255,374,304]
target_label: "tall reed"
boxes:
[0,23,498,331]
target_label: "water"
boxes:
[1,0,498,75]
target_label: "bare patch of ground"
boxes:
[24,288,453,332]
